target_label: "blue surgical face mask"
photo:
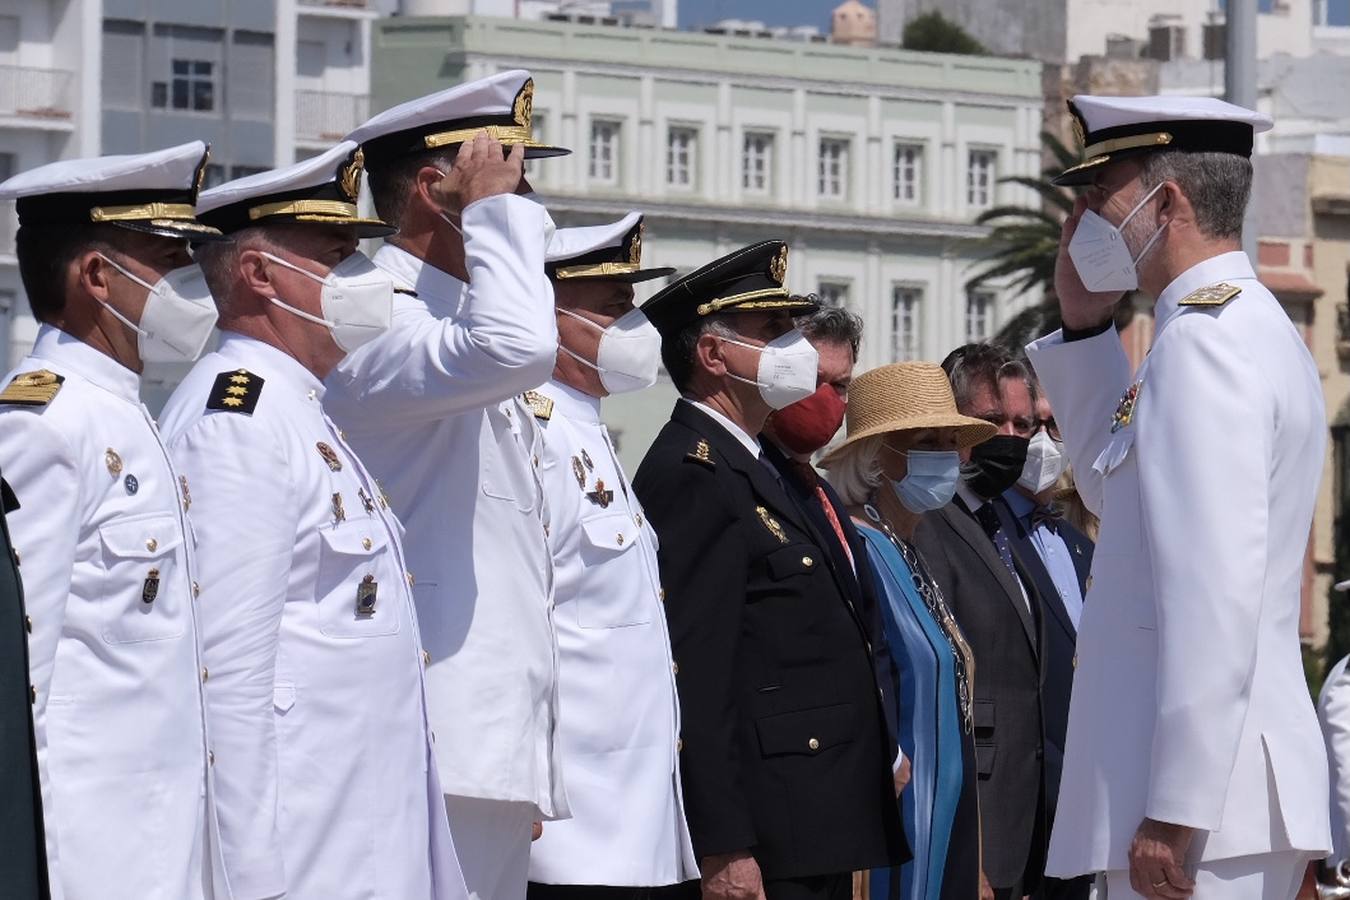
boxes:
[890,448,961,513]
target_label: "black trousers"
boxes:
[763,872,853,900]
[527,881,701,900]
[1036,875,1093,900]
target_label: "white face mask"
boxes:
[721,329,820,411]
[557,306,662,395]
[260,250,393,355]
[1067,181,1168,293]
[97,254,218,363]
[1018,428,1066,495]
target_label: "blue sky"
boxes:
[677,0,840,31]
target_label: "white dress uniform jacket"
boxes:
[526,380,698,886]
[0,325,218,900]
[1320,655,1350,871]
[159,333,465,900]
[325,193,567,819]
[1027,251,1332,875]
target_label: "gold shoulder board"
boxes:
[523,390,553,421]
[1178,283,1242,308]
[685,437,715,468]
[0,370,64,406]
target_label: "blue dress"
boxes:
[859,523,978,900]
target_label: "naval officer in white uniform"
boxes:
[159,142,467,900]
[1026,95,1332,899]
[525,214,700,899]
[324,71,571,900]
[0,144,227,900]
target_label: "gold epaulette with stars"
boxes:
[684,437,715,469]
[206,369,263,415]
[1178,282,1242,308]
[523,390,553,421]
[0,370,64,406]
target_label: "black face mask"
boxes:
[965,435,1030,500]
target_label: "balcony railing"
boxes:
[298,0,370,8]
[0,66,73,121]
[295,90,370,144]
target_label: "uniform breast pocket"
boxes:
[576,512,651,629]
[762,544,824,584]
[480,406,536,513]
[98,513,187,644]
[754,702,857,758]
[316,523,400,639]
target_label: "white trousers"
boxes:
[1093,851,1313,900]
[443,794,536,900]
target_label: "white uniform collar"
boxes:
[536,379,600,424]
[683,397,762,457]
[216,331,326,399]
[31,324,140,403]
[373,243,462,302]
[1152,250,1256,337]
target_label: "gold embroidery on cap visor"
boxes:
[695,287,794,317]
[90,202,199,223]
[554,262,643,279]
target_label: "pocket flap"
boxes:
[755,703,856,757]
[99,514,183,559]
[273,683,296,712]
[765,544,822,581]
[973,698,995,733]
[1092,428,1136,477]
[580,512,638,552]
[318,523,389,556]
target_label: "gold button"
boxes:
[1072,654,1078,670]
[208,750,215,766]
[201,667,210,682]
[422,650,431,666]
[12,548,19,566]
[192,582,201,599]
[30,686,36,704]
[808,737,820,751]
[146,538,158,552]
[24,615,31,634]
[802,556,814,568]
[361,538,372,550]
[672,661,679,675]
[1086,575,1094,592]
[533,456,540,468]
[406,571,415,587]
[659,589,666,602]
[676,738,684,752]
[616,534,625,546]
[544,524,550,538]
[636,513,643,526]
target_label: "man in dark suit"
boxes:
[0,473,50,899]
[995,385,1095,900]
[914,344,1047,900]
[634,242,908,900]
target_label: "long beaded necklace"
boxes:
[864,501,976,735]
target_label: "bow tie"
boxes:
[1028,505,1062,534]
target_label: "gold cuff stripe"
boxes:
[555,261,641,279]
[1082,131,1174,158]
[248,200,359,221]
[423,124,534,149]
[90,202,196,223]
[696,287,790,316]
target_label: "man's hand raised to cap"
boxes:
[1055,194,1127,332]
[429,131,525,218]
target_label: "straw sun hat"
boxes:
[820,362,996,467]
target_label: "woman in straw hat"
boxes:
[820,362,995,900]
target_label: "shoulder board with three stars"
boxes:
[206,369,264,415]
[1178,282,1242,308]
[0,369,64,407]
[523,390,553,421]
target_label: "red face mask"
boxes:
[771,384,847,455]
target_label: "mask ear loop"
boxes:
[1117,181,1169,265]
[94,253,154,339]
[257,252,340,329]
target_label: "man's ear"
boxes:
[413,165,449,214]
[238,248,274,296]
[695,330,728,378]
[75,250,113,303]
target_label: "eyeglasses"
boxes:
[1035,417,1062,442]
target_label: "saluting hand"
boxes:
[1128,817,1196,899]
[701,851,767,900]
[1054,195,1127,331]
[429,131,525,218]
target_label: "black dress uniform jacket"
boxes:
[0,476,50,900]
[634,401,907,881]
[913,499,1046,894]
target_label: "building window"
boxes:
[818,138,849,199]
[965,289,995,341]
[589,119,621,185]
[666,126,697,188]
[152,59,215,111]
[893,143,923,205]
[891,285,922,361]
[967,149,997,210]
[742,132,773,194]
[201,164,226,190]
[818,281,849,307]
[229,165,269,180]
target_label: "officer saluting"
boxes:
[0,144,226,899]
[1027,95,1331,898]
[632,242,908,900]
[157,142,467,900]
[526,213,699,898]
